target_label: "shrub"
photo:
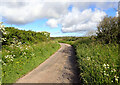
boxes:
[2,27,50,45]
[96,16,118,44]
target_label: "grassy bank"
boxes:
[73,39,119,84]
[1,25,60,83]
[57,37,119,84]
[2,41,60,83]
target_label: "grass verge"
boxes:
[73,40,119,84]
[58,37,119,83]
[2,41,60,83]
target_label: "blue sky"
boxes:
[1,1,118,37]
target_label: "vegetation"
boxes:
[2,41,60,83]
[0,22,60,83]
[57,16,119,84]
[73,39,119,84]
[2,27,50,45]
[0,15,119,84]
[96,16,119,44]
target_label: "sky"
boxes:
[0,0,119,37]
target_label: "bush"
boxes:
[96,16,118,44]
[2,27,50,45]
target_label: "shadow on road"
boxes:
[59,44,81,83]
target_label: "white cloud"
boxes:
[1,0,119,2]
[0,0,69,24]
[0,0,115,35]
[55,7,106,32]
[47,19,58,28]
[0,0,116,25]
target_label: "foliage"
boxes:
[1,22,60,84]
[54,15,119,84]
[2,27,50,45]
[96,16,118,44]
[57,36,119,84]
[55,37,89,45]
[2,41,60,83]
[72,39,119,84]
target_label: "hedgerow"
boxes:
[0,22,60,83]
[2,26,50,45]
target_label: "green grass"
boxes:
[58,37,119,84]
[73,41,119,84]
[2,41,60,83]
[58,40,74,45]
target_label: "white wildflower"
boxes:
[103,64,106,68]
[23,52,26,55]
[106,64,109,68]
[106,74,109,76]
[104,73,106,76]
[111,69,116,72]
[114,75,119,82]
[86,57,90,60]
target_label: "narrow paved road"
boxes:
[15,43,80,83]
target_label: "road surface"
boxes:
[15,43,80,83]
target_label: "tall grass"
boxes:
[73,40,119,84]
[2,41,60,83]
[0,24,60,84]
[57,37,119,84]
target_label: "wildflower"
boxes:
[23,52,26,55]
[18,42,22,45]
[104,72,106,76]
[3,62,6,66]
[20,47,23,49]
[103,64,106,68]
[106,64,109,68]
[2,38,7,41]
[10,59,13,62]
[86,57,90,60]
[4,55,14,62]
[113,69,116,72]
[106,74,109,76]
[114,75,119,83]
[3,32,7,35]
[103,63,109,69]
[111,70,113,72]
[111,69,116,72]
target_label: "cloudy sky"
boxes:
[0,0,119,37]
